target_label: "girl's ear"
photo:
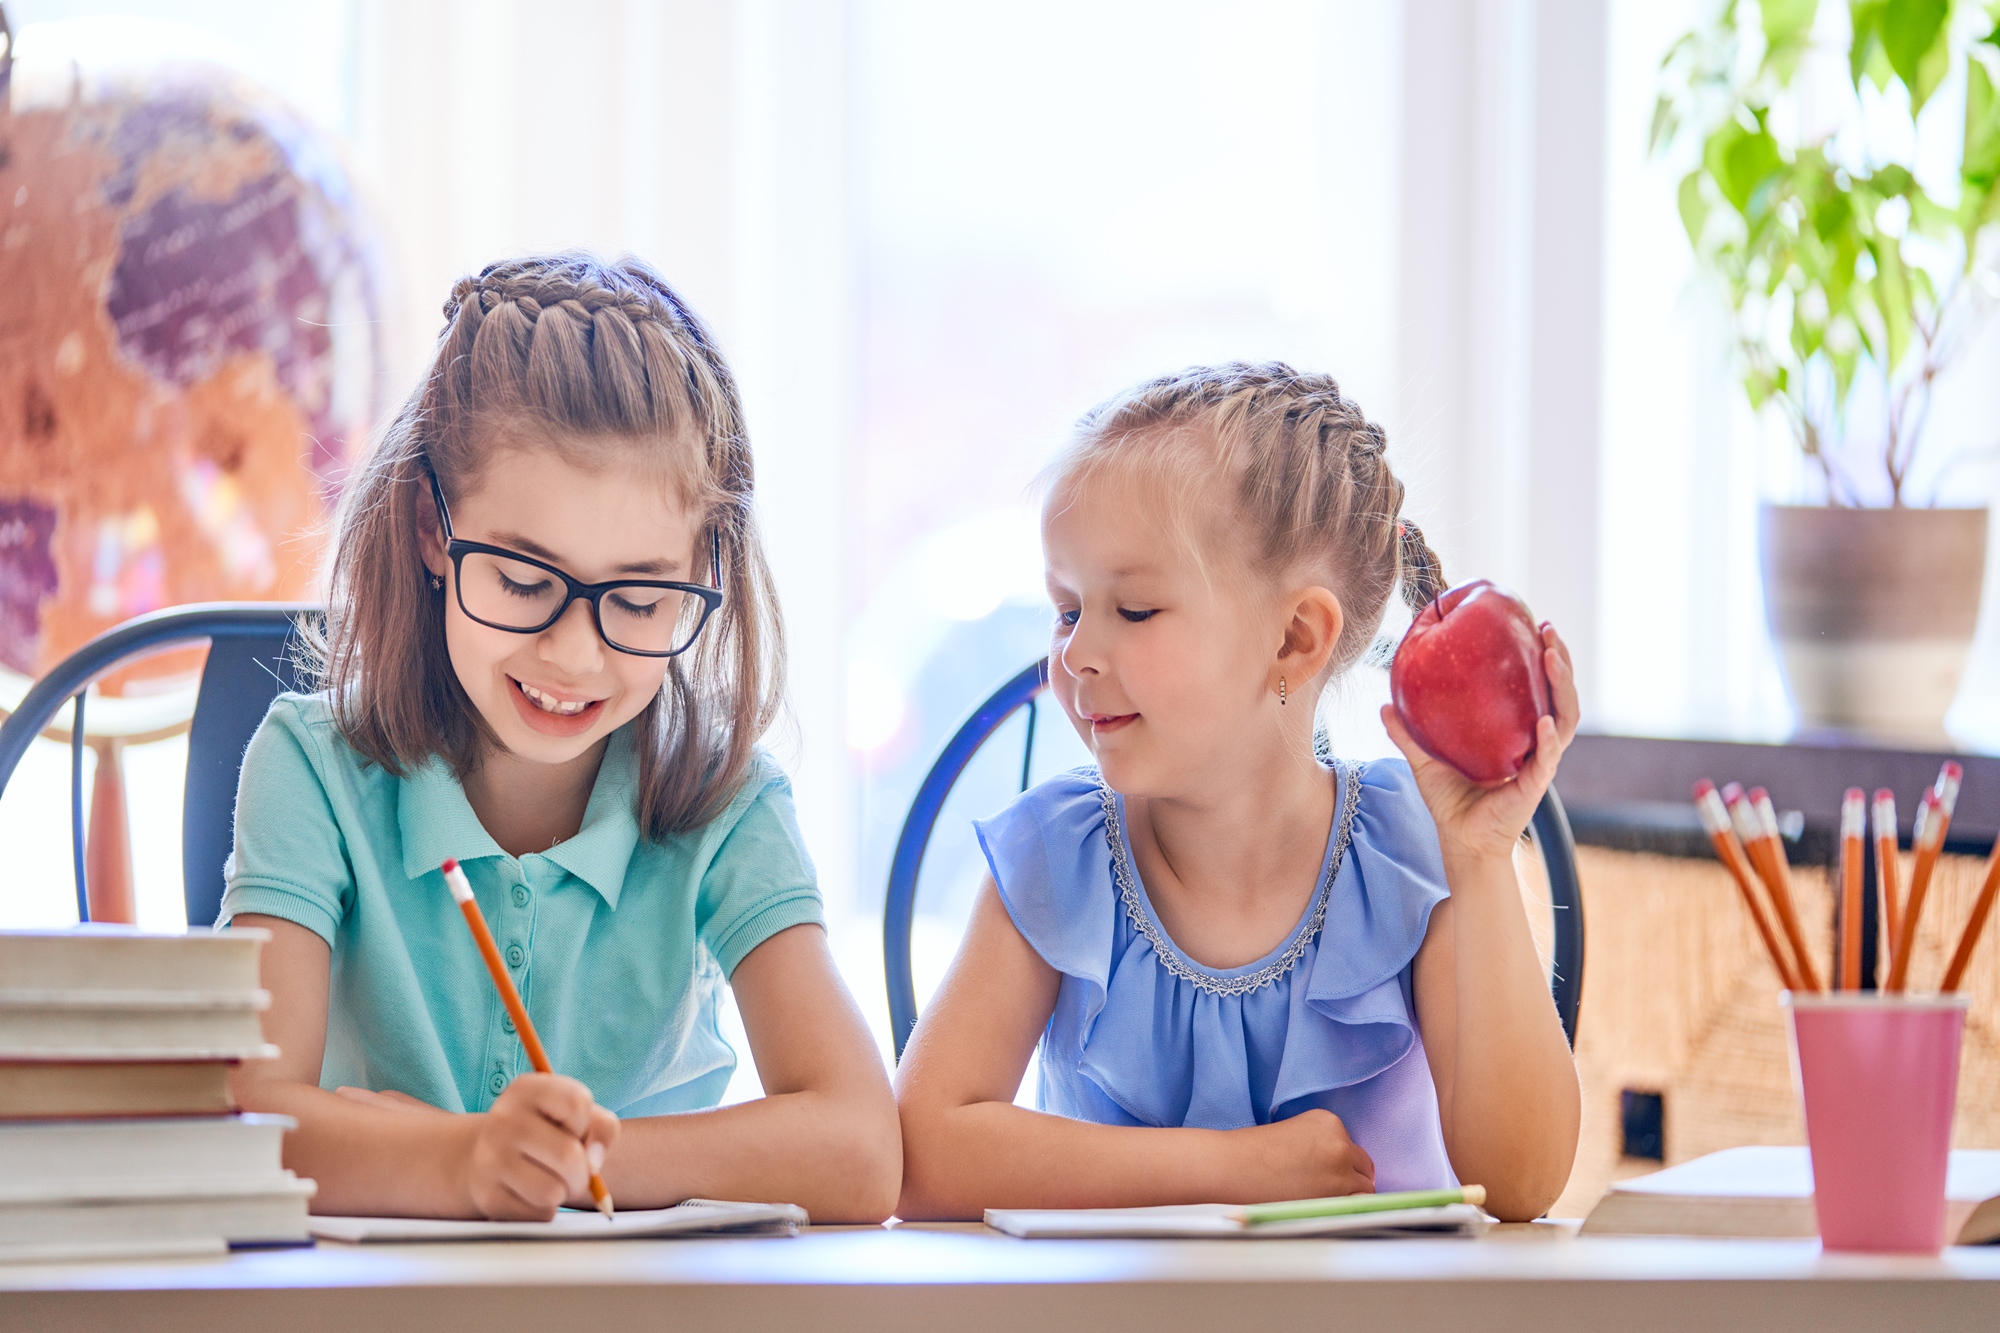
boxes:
[415,485,449,578]
[1274,586,1343,683]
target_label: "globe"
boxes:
[0,22,387,696]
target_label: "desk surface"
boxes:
[4,1223,1999,1333]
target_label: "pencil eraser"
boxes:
[441,857,459,874]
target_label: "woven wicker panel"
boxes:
[1547,847,1999,1218]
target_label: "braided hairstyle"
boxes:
[305,253,784,838]
[1052,361,1444,680]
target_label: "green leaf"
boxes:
[1762,0,1821,78]
[1868,237,1914,371]
[1880,0,1951,112]
[1872,162,1915,196]
[1763,0,1819,45]
[1707,117,1786,213]
[1678,171,1712,245]
[1850,0,1889,85]
[1649,93,1676,154]
[1966,57,2000,241]
[1968,58,2000,189]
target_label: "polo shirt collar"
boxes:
[397,728,643,911]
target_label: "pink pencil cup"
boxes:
[1784,992,1968,1253]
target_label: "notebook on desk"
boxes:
[310,1198,808,1242]
[1581,1146,2000,1243]
[983,1202,1490,1239]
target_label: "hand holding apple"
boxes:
[1380,581,1579,867]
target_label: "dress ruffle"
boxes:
[975,759,1449,1131]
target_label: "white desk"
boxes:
[3,1223,1997,1333]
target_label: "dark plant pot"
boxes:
[1759,504,1988,744]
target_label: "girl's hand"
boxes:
[1381,623,1579,867]
[1239,1109,1376,1199]
[460,1072,619,1220]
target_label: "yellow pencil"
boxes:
[442,857,614,1219]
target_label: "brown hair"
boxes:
[301,252,785,838]
[1049,361,1444,680]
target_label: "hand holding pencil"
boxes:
[443,858,619,1221]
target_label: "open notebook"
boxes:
[1581,1147,2000,1243]
[984,1202,1490,1239]
[310,1198,807,1242]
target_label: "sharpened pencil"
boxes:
[1887,763,1961,993]
[1838,789,1865,990]
[1695,782,1803,991]
[1740,787,1820,993]
[1941,831,2000,994]
[442,857,614,1219]
[1873,789,1902,983]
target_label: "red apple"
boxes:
[1389,579,1553,784]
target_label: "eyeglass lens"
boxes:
[457,550,706,654]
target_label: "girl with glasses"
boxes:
[222,253,898,1223]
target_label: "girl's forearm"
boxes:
[608,1084,902,1223]
[236,1079,476,1217]
[897,1100,1252,1220]
[1437,849,1581,1218]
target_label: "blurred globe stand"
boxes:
[0,5,388,920]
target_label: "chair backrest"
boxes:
[0,603,315,927]
[883,659,1585,1059]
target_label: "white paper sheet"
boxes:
[310,1199,807,1242]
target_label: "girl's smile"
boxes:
[508,674,609,735]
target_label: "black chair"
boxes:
[0,604,314,927]
[883,659,1585,1060]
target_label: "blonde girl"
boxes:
[896,363,1581,1221]
[225,253,898,1222]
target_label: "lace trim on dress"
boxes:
[1097,761,1362,998]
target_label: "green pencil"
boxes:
[1230,1184,1487,1226]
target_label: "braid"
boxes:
[1397,519,1446,612]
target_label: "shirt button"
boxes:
[489,1070,507,1095]
[505,943,525,969]
[502,1013,516,1034]
[511,885,530,908]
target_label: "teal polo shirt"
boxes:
[218,694,823,1117]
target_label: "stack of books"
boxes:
[0,926,315,1262]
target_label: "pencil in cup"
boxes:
[1723,785,1802,983]
[1887,762,1962,994]
[1742,787,1822,993]
[1838,788,1866,991]
[1940,826,2000,994]
[441,857,615,1219]
[1873,789,1902,982]
[1694,782,1802,992]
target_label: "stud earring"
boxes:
[1279,677,1287,706]
[429,573,444,592]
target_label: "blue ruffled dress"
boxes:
[973,757,1457,1193]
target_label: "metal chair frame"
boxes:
[884,659,1585,1060]
[0,603,315,927]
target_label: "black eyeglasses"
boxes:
[428,471,723,657]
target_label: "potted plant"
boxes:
[1654,0,2000,742]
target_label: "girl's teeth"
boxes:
[521,683,590,716]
